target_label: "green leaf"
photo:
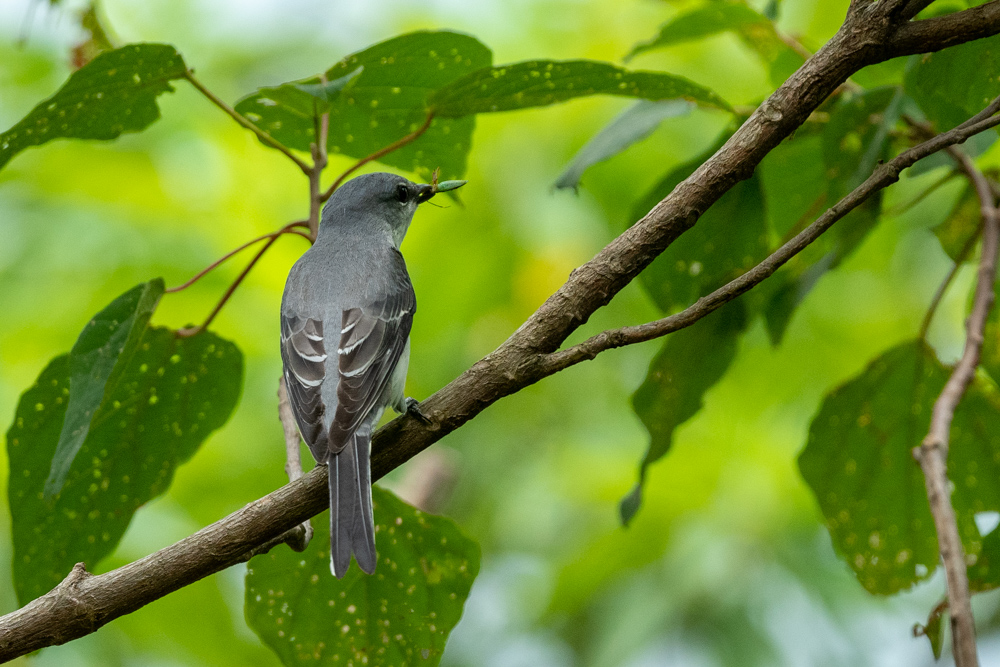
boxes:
[915,603,947,660]
[0,43,187,171]
[623,301,749,525]
[292,68,363,106]
[798,341,1000,595]
[235,31,492,180]
[45,279,165,498]
[634,138,769,313]
[933,182,980,263]
[905,34,1000,131]
[761,89,898,344]
[7,328,243,604]
[624,2,803,85]
[430,60,731,118]
[245,486,480,666]
[554,99,693,191]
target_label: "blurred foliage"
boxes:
[5,0,1000,666]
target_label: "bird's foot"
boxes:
[405,397,433,425]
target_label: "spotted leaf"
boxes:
[0,43,187,171]
[799,341,1000,595]
[7,328,243,605]
[245,486,480,666]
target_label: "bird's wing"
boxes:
[280,313,327,459]
[328,248,415,454]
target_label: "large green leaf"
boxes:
[245,486,479,666]
[622,301,750,525]
[761,89,899,344]
[45,279,164,497]
[7,328,243,604]
[634,139,769,313]
[799,342,1000,595]
[0,43,187,171]
[905,34,1000,131]
[554,99,694,191]
[235,31,492,180]
[430,60,731,118]
[624,1,804,85]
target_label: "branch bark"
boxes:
[3,3,1000,661]
[913,150,1000,667]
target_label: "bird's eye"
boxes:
[395,184,409,203]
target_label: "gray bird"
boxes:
[280,171,464,577]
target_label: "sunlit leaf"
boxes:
[245,486,479,666]
[633,137,768,312]
[905,34,1000,131]
[554,99,693,191]
[430,60,731,118]
[760,89,898,344]
[235,31,492,180]
[7,328,243,605]
[623,301,749,525]
[45,279,164,497]
[0,43,187,171]
[799,341,1000,595]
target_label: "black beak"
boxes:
[416,179,467,204]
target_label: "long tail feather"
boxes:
[329,424,377,578]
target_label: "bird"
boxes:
[280,171,465,577]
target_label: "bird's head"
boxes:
[320,172,466,247]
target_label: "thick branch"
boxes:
[4,5,1000,661]
[914,151,1000,667]
[888,1,1000,58]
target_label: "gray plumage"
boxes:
[280,171,453,577]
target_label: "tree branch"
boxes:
[888,1,1000,58]
[543,99,1000,374]
[4,6,1000,661]
[913,150,1000,667]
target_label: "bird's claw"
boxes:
[405,397,433,425]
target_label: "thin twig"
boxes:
[320,112,435,202]
[919,229,981,341]
[184,70,312,175]
[277,377,312,552]
[165,222,310,294]
[176,234,282,338]
[914,149,999,667]
[544,98,1000,373]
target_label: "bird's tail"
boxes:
[329,423,376,578]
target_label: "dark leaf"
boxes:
[0,43,187,171]
[7,328,243,604]
[45,280,164,497]
[235,31,492,180]
[554,99,693,191]
[933,182,980,263]
[623,301,749,525]
[905,35,1000,131]
[246,486,479,666]
[799,341,1000,595]
[761,89,899,344]
[634,138,769,313]
[430,60,731,118]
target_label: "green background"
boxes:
[2,0,999,665]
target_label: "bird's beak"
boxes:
[416,179,467,204]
